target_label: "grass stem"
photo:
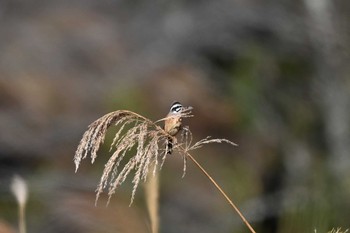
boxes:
[19,204,26,233]
[185,152,256,233]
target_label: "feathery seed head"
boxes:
[74,106,236,205]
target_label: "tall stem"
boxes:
[185,152,256,233]
[145,168,159,233]
[19,204,26,233]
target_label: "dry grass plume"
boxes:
[74,105,257,233]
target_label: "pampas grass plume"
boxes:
[11,175,28,233]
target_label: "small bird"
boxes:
[164,102,184,154]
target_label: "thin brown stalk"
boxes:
[183,150,256,233]
[145,168,159,233]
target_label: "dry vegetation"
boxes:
[326,228,349,233]
[73,104,350,233]
[74,106,237,203]
[72,106,261,232]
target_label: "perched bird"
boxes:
[164,102,184,154]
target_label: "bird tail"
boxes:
[166,137,173,155]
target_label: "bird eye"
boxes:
[171,104,182,113]
[173,107,181,112]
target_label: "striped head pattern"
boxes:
[169,102,183,114]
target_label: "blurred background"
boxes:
[0,0,349,232]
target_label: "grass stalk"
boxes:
[19,204,26,233]
[11,175,28,233]
[145,169,159,233]
[185,151,256,233]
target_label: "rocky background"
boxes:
[0,0,349,232]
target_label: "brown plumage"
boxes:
[164,102,183,154]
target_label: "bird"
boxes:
[164,102,184,154]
